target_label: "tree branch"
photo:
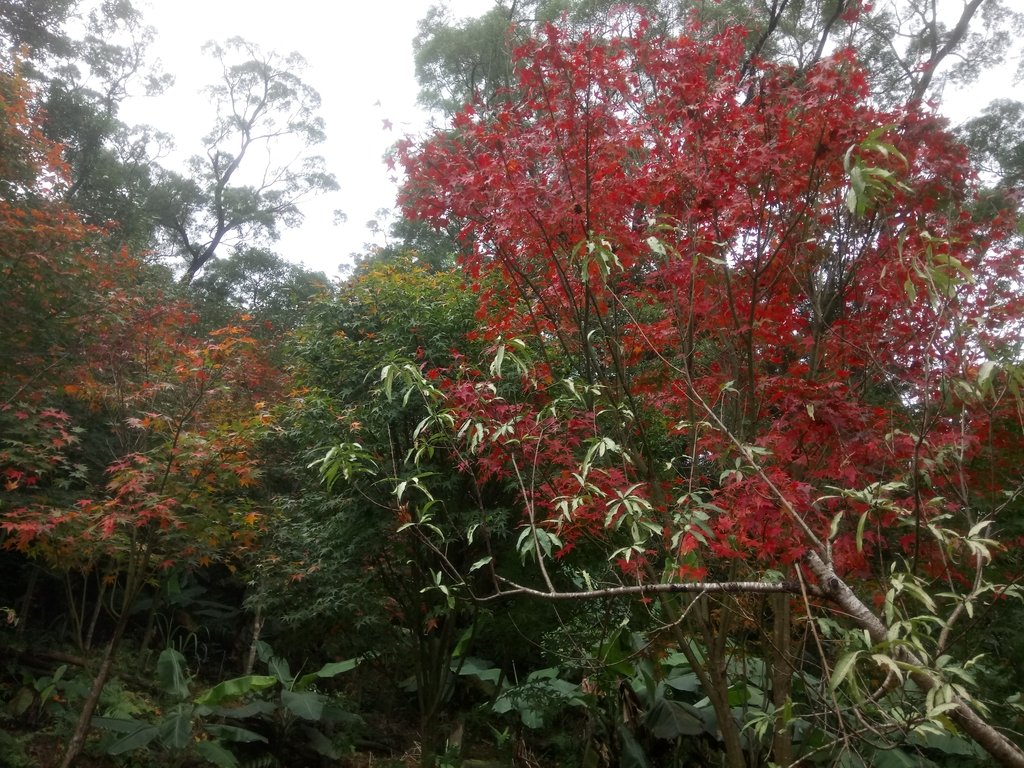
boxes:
[485,575,823,601]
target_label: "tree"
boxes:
[959,98,1024,190]
[0,0,78,59]
[390,15,1024,767]
[152,37,338,284]
[414,2,524,114]
[190,246,331,335]
[3,0,175,253]
[266,252,488,765]
[0,62,95,403]
[414,0,1024,115]
[0,62,284,768]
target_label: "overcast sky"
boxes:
[120,1,1021,279]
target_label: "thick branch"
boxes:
[909,0,986,103]
[805,551,1024,768]
[486,575,822,601]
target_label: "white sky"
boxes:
[119,1,1021,279]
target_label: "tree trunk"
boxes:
[136,586,162,673]
[16,565,39,637]
[245,606,264,675]
[659,594,747,768]
[63,573,85,650]
[62,536,154,768]
[769,593,793,767]
[59,611,130,768]
[805,552,1024,768]
[84,578,107,651]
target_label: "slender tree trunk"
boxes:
[63,573,85,650]
[658,593,747,768]
[84,578,107,651]
[245,606,264,675]
[769,593,793,767]
[59,610,130,768]
[137,586,162,673]
[16,565,39,637]
[805,552,1024,768]
[62,534,154,768]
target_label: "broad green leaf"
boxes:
[645,698,705,739]
[617,723,652,768]
[91,716,147,734]
[968,520,993,538]
[157,705,194,749]
[106,724,160,755]
[156,648,191,700]
[302,725,340,759]
[978,360,998,390]
[268,656,292,684]
[195,739,240,768]
[195,675,278,706]
[295,657,360,689]
[870,653,902,682]
[207,700,277,720]
[204,724,268,744]
[456,656,502,685]
[646,236,667,256]
[281,688,325,720]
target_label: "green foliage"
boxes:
[0,728,33,768]
[3,3,1024,767]
[190,247,332,335]
[92,646,360,766]
[414,3,522,114]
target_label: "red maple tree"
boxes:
[399,16,1024,765]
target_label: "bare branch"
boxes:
[484,575,823,602]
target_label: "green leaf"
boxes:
[645,698,705,739]
[106,724,160,755]
[195,739,240,768]
[904,277,917,302]
[457,656,502,686]
[829,511,843,541]
[156,648,191,700]
[206,700,277,720]
[646,236,667,256]
[469,555,493,572]
[871,748,921,768]
[617,723,652,768]
[295,657,360,689]
[302,725,340,759]
[978,360,998,391]
[91,716,148,734]
[870,653,902,682]
[968,520,993,538]
[195,675,279,706]
[268,656,292,685]
[281,688,325,720]
[830,651,861,692]
[204,724,268,744]
[490,342,506,377]
[157,705,194,749]
[663,672,700,693]
[856,510,869,552]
